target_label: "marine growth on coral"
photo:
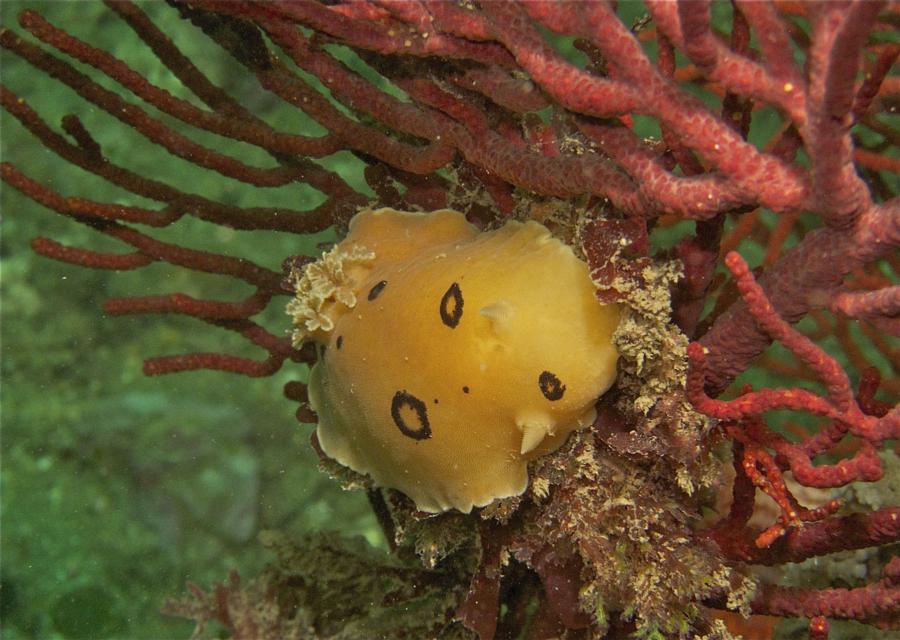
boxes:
[2,1,898,639]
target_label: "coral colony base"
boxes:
[2,1,898,639]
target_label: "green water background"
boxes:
[1,2,382,637]
[1,2,896,638]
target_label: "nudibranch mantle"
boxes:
[288,208,620,513]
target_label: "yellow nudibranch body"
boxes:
[288,208,620,513]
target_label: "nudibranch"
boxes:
[288,208,620,513]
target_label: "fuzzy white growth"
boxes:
[286,244,374,346]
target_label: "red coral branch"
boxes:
[3,1,898,637]
[805,1,882,228]
[573,1,809,210]
[18,9,343,158]
[853,43,900,120]
[31,237,152,271]
[752,556,900,627]
[0,28,312,187]
[0,88,350,232]
[690,252,898,442]
[832,285,900,323]
[691,251,898,566]
[708,506,900,566]
[698,201,898,394]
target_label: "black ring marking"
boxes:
[462,386,470,394]
[439,282,464,328]
[538,371,566,401]
[367,280,388,301]
[391,390,432,440]
[335,335,343,350]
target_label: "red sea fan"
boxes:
[2,1,897,638]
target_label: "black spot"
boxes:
[433,398,439,404]
[336,335,343,350]
[462,386,470,394]
[391,391,431,440]
[538,371,566,401]
[368,280,387,301]
[440,282,464,328]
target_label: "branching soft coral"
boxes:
[2,1,898,639]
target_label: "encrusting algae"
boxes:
[288,208,621,513]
